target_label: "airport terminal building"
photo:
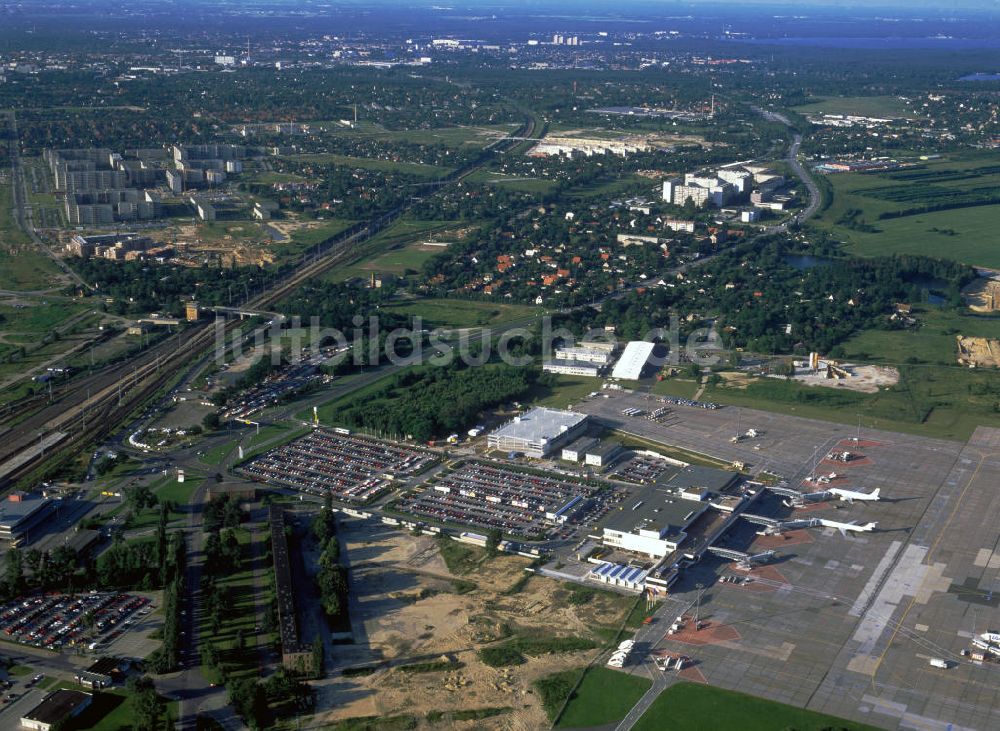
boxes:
[601,466,741,558]
[602,487,709,558]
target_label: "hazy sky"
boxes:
[476,0,1000,10]
[607,0,998,9]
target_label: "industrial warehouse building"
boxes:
[487,407,589,458]
[611,341,657,380]
[585,442,623,468]
[542,359,603,377]
[588,562,649,591]
[561,437,598,462]
[553,346,615,364]
[0,493,55,545]
[21,690,92,731]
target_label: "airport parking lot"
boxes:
[222,360,323,421]
[0,591,153,654]
[580,390,1000,731]
[612,453,674,484]
[239,429,438,503]
[395,462,596,539]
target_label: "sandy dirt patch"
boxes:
[963,277,1000,313]
[957,335,1000,368]
[310,521,633,729]
[789,364,899,394]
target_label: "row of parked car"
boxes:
[0,591,150,651]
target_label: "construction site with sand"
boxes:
[311,519,637,730]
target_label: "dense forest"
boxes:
[279,278,401,331]
[70,258,287,316]
[335,362,540,441]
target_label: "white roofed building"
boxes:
[611,341,656,380]
[487,407,589,457]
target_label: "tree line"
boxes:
[336,362,538,442]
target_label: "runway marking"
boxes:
[848,544,932,674]
[869,449,995,688]
[861,693,978,731]
[850,540,903,618]
[973,547,1000,569]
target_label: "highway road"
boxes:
[753,106,822,230]
[786,133,822,224]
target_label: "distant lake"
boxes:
[960,73,1000,81]
[730,37,1000,51]
[784,254,834,270]
[908,275,950,306]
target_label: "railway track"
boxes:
[0,112,539,488]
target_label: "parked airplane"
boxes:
[828,487,881,504]
[819,519,878,537]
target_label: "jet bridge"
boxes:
[766,484,804,499]
[740,513,778,527]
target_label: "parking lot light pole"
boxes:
[694,582,705,629]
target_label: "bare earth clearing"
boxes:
[311,520,631,730]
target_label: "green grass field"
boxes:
[827,204,1000,267]
[281,153,449,178]
[200,439,239,467]
[0,180,64,291]
[326,218,459,281]
[245,422,293,448]
[464,168,558,194]
[530,374,602,409]
[0,301,87,334]
[313,121,519,148]
[348,241,443,277]
[565,174,655,201]
[380,298,539,328]
[793,95,914,119]
[810,152,1000,268]
[555,667,651,729]
[632,683,881,731]
[702,361,1000,442]
[188,221,264,245]
[250,171,309,185]
[153,475,201,506]
[121,475,202,530]
[651,378,701,399]
[843,308,1000,365]
[304,369,404,425]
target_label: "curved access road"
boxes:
[753,106,821,228]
